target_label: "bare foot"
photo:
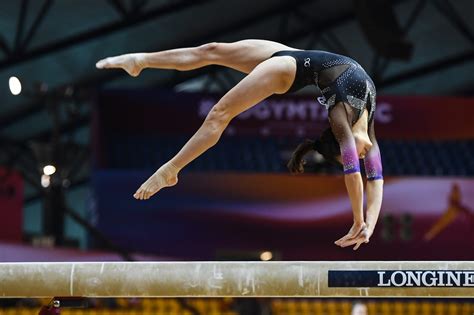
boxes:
[96,53,144,77]
[133,163,179,200]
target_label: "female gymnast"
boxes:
[96,39,384,250]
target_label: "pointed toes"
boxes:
[134,186,145,200]
[96,60,105,69]
[133,185,153,200]
[96,59,109,69]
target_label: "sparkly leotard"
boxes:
[271,50,376,123]
[271,50,383,180]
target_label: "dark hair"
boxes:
[287,127,341,174]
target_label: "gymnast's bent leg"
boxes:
[134,56,296,200]
[96,39,296,75]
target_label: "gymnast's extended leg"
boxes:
[133,56,296,200]
[96,39,296,75]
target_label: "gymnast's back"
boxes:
[271,49,376,123]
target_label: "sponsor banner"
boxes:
[96,90,474,140]
[0,168,23,242]
[328,270,474,288]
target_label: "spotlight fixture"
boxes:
[43,165,57,176]
[41,174,51,188]
[8,76,22,95]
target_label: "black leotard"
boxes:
[271,50,376,124]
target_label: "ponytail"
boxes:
[287,128,342,174]
[287,139,315,174]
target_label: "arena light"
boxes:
[8,76,22,95]
[41,175,51,188]
[260,251,273,261]
[43,165,57,176]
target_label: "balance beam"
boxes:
[1,261,473,298]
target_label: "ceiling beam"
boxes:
[0,0,210,70]
[379,50,474,88]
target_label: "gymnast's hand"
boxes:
[334,222,370,251]
[96,53,145,77]
[337,226,372,250]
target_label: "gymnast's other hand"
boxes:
[337,226,372,250]
[334,222,369,250]
[133,162,179,200]
[96,53,145,77]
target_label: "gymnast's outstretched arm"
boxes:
[363,120,384,237]
[339,119,384,249]
[328,103,367,249]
